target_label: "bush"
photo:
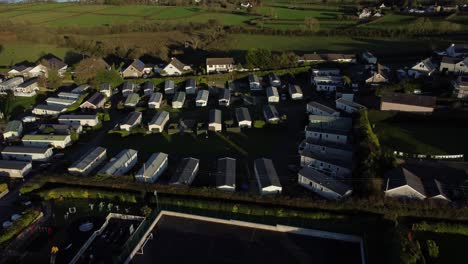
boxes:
[0,183,7,193]
[0,208,41,245]
[253,120,266,128]
[426,240,439,258]
[412,221,468,236]
[37,187,140,203]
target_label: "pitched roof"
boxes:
[70,146,107,171]
[196,90,209,101]
[1,146,50,154]
[307,101,338,115]
[149,92,163,103]
[248,74,260,83]
[263,105,279,120]
[136,152,168,179]
[0,160,30,170]
[206,57,234,65]
[254,158,281,188]
[236,107,251,122]
[173,91,186,103]
[142,81,155,91]
[299,167,352,196]
[209,109,222,124]
[5,120,22,132]
[99,149,137,175]
[150,111,169,126]
[386,167,426,196]
[168,57,187,72]
[219,89,230,100]
[216,157,236,188]
[441,56,462,64]
[22,134,69,141]
[83,92,105,107]
[122,81,135,91]
[381,92,436,108]
[185,79,196,88]
[266,86,279,98]
[170,157,199,184]
[336,98,366,110]
[124,93,140,106]
[17,78,38,88]
[130,59,146,72]
[122,111,142,125]
[288,84,302,95]
[45,57,67,69]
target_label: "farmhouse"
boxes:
[80,92,106,110]
[380,92,436,113]
[266,86,279,103]
[408,58,437,78]
[195,90,209,107]
[298,167,352,200]
[209,109,222,132]
[439,56,468,74]
[185,79,197,94]
[71,84,90,94]
[148,111,169,133]
[236,107,252,128]
[98,149,138,176]
[32,104,66,116]
[122,82,135,97]
[121,59,147,78]
[124,93,140,108]
[58,114,99,127]
[135,152,169,183]
[3,120,23,139]
[148,92,163,109]
[142,81,155,95]
[0,160,32,178]
[218,89,231,106]
[161,57,191,76]
[46,97,76,107]
[58,92,81,100]
[216,157,236,192]
[299,149,352,178]
[22,134,71,149]
[288,84,303,100]
[100,83,113,97]
[14,78,39,97]
[0,77,23,91]
[172,91,186,109]
[68,146,107,176]
[120,111,142,131]
[169,157,200,185]
[248,74,261,91]
[305,115,352,144]
[263,105,280,123]
[1,146,53,162]
[164,80,175,94]
[206,57,235,74]
[365,64,390,85]
[254,158,282,195]
[307,101,339,117]
[268,73,281,87]
[335,98,366,113]
[453,76,468,99]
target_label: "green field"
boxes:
[368,110,468,157]
[0,43,70,69]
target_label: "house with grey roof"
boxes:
[268,73,281,87]
[135,152,169,183]
[298,167,352,200]
[288,84,303,100]
[299,149,352,179]
[22,134,71,149]
[14,78,39,97]
[121,59,147,78]
[235,107,252,128]
[307,101,339,117]
[248,74,261,91]
[172,91,186,109]
[266,86,279,103]
[453,76,468,99]
[335,98,366,113]
[380,92,436,113]
[124,93,140,108]
[206,57,235,74]
[32,104,66,116]
[0,160,32,178]
[58,114,99,127]
[71,84,90,94]
[3,120,23,139]
[305,115,352,144]
[80,92,106,110]
[209,109,222,132]
[218,89,231,106]
[195,90,209,107]
[164,80,175,95]
[185,79,197,94]
[121,82,135,97]
[148,111,169,133]
[46,97,76,107]
[0,77,23,91]
[120,111,142,131]
[100,83,113,97]
[148,92,163,109]
[263,105,280,123]
[216,157,236,192]
[142,81,155,95]
[1,146,53,162]
[58,92,81,100]
[68,146,107,176]
[298,138,353,160]
[161,57,191,76]
[254,158,282,195]
[408,58,437,78]
[98,149,138,176]
[169,157,199,185]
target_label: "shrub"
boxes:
[0,208,41,245]
[426,240,439,258]
[0,183,7,193]
[253,120,266,128]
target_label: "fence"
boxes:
[393,151,464,160]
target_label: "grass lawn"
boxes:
[0,95,40,120]
[0,42,70,68]
[368,110,468,157]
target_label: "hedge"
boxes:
[0,208,41,245]
[37,187,141,203]
[412,221,468,236]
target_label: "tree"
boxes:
[75,57,110,84]
[245,48,273,69]
[47,69,62,91]
[426,240,439,258]
[95,68,123,88]
[304,17,320,32]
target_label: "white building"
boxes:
[299,150,352,179]
[161,57,191,76]
[298,167,352,200]
[254,158,282,195]
[148,111,169,133]
[268,73,281,87]
[68,146,107,176]
[71,84,90,94]
[58,115,99,127]
[305,115,352,144]
[0,77,23,91]
[164,80,175,95]
[22,134,72,149]
[141,81,155,95]
[306,101,339,117]
[218,89,231,106]
[206,58,235,74]
[248,74,261,91]
[45,97,76,107]
[135,152,169,183]
[100,83,113,97]
[216,157,236,192]
[32,104,66,116]
[98,149,138,176]
[120,111,142,131]
[209,109,222,132]
[172,92,186,109]
[195,90,209,107]
[0,160,32,178]
[288,84,303,100]
[1,146,53,162]
[185,79,197,95]
[408,58,437,78]
[58,92,81,100]
[266,86,279,103]
[235,107,252,128]
[3,120,23,139]
[148,92,163,109]
[121,82,135,97]
[335,98,366,113]
[263,105,280,123]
